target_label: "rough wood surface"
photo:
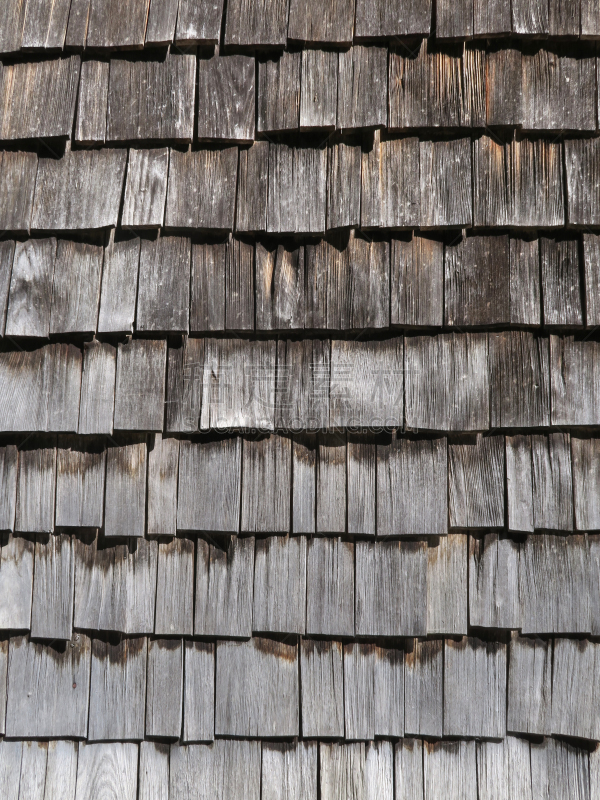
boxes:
[395,739,424,800]
[16,444,57,533]
[241,436,291,533]
[316,435,347,534]
[30,533,74,640]
[573,437,600,530]
[50,240,103,335]
[224,0,289,46]
[292,437,316,534]
[530,739,590,800]
[337,46,387,129]
[391,235,444,327]
[262,742,317,800]
[355,541,428,637]
[0,446,17,532]
[0,740,22,800]
[236,142,268,233]
[258,52,301,133]
[449,435,504,529]
[424,741,477,800]
[320,742,394,800]
[584,234,600,326]
[137,237,190,334]
[436,0,473,37]
[420,139,472,228]
[113,339,167,431]
[5,238,56,338]
[327,144,361,229]
[276,340,329,429]
[139,741,169,800]
[155,537,194,635]
[427,534,467,635]
[86,0,150,47]
[74,536,158,634]
[0,534,34,631]
[45,740,78,800]
[253,535,306,634]
[75,743,138,800]
[55,439,105,528]
[182,641,214,743]
[377,437,448,536]
[122,149,169,229]
[190,241,226,332]
[347,439,376,536]
[512,0,549,33]
[176,0,224,44]
[551,336,600,426]
[88,637,147,742]
[531,433,573,531]
[301,640,344,738]
[224,235,254,330]
[507,632,552,736]
[540,238,582,326]
[78,341,116,436]
[103,441,147,538]
[215,638,299,737]
[469,534,520,629]
[477,738,533,800]
[361,133,420,229]
[198,52,255,142]
[551,638,600,741]
[0,151,37,232]
[256,242,305,330]
[288,0,355,44]
[301,50,338,130]
[405,640,443,738]
[344,643,404,740]
[355,0,432,37]
[16,741,46,800]
[195,536,254,637]
[169,741,261,800]
[146,639,183,740]
[6,634,90,738]
[267,144,327,234]
[165,337,204,433]
[97,236,140,334]
[486,48,522,126]
[306,537,354,636]
[0,240,15,336]
[146,0,178,44]
[147,434,179,537]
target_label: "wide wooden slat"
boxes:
[0,534,34,631]
[253,535,306,634]
[361,132,420,229]
[136,237,190,334]
[103,441,147,538]
[97,236,140,334]
[356,541,428,638]
[355,0,432,37]
[74,536,158,634]
[404,640,443,738]
[551,638,600,741]
[468,534,520,629]
[75,60,109,145]
[5,634,90,738]
[122,149,169,229]
[512,0,549,34]
[146,639,183,740]
[224,0,289,46]
[16,443,56,533]
[551,336,600,426]
[473,0,511,34]
[198,53,255,142]
[257,52,301,134]
[5,237,56,338]
[288,0,355,44]
[301,50,338,130]
[78,341,116,436]
[449,435,504,529]
[337,46,387,129]
[114,339,167,431]
[507,632,552,736]
[267,144,327,234]
[423,742,477,800]
[50,240,103,335]
[391,235,443,327]
[301,640,344,738]
[195,536,254,637]
[0,151,38,233]
[0,0,26,54]
[170,741,261,800]
[182,641,214,743]
[276,340,329,429]
[566,138,600,227]
[477,738,533,800]
[427,534,467,635]
[215,638,299,737]
[75,743,138,800]
[436,0,473,38]
[320,742,394,800]
[146,0,178,44]
[530,739,589,800]
[155,537,193,636]
[306,537,354,636]
[0,446,17,532]
[241,436,290,533]
[344,643,404,740]
[175,0,224,44]
[522,52,596,131]
[86,0,150,47]
[420,139,472,227]
[262,743,317,800]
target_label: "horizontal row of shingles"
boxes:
[2,332,599,433]
[0,737,594,800]
[1,430,598,536]
[0,526,598,640]
[2,631,600,743]
[1,233,596,338]
[4,135,599,233]
[1,0,600,56]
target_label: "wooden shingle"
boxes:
[395,739,424,800]
[170,741,261,800]
[198,53,255,142]
[551,638,600,741]
[345,644,404,740]
[257,52,301,134]
[224,235,254,330]
[146,0,179,44]
[404,640,443,738]
[468,534,520,628]
[0,241,15,336]
[136,237,190,334]
[512,0,548,34]
[327,144,361,229]
[241,436,291,534]
[337,46,387,130]
[5,634,90,738]
[427,534,468,635]
[288,0,355,44]
[256,243,305,331]
[320,742,394,800]
[16,741,46,799]
[377,438,448,537]
[292,437,316,534]
[0,534,34,631]
[86,0,151,47]
[530,739,590,800]
[122,149,169,229]
[147,434,179,537]
[584,234,600,326]
[139,742,169,800]
[540,238,582,326]
[301,640,344,738]
[155,537,194,636]
[391,235,444,327]
[195,536,254,637]
[31,534,73,640]
[436,0,473,38]
[267,144,327,235]
[165,337,204,433]
[551,336,600,426]
[355,0,432,37]
[0,446,17,532]
[485,48,523,127]
[215,638,299,737]
[236,142,269,233]
[477,738,533,800]
[0,151,37,233]
[566,138,600,227]
[507,632,553,736]
[113,339,167,431]
[0,739,22,799]
[444,637,507,738]
[97,236,140,335]
[182,641,214,743]
[262,743,317,800]
[146,639,183,740]
[347,438,376,536]
[449,435,504,529]
[420,139,472,228]
[316,435,346,534]
[224,0,289,46]
[361,133,420,229]
[306,537,354,637]
[531,433,574,531]
[166,147,238,231]
[190,241,227,332]
[32,147,126,231]
[88,637,147,742]
[301,50,338,130]
[572,437,600,530]
[50,240,103,335]
[253,535,306,634]
[0,0,26,53]
[103,441,147,538]
[78,341,116,436]
[75,60,109,145]
[5,237,56,338]
[75,743,138,800]
[16,443,56,533]
[175,0,224,44]
[74,536,158,634]
[355,540,428,637]
[55,437,105,528]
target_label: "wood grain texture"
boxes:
[30,533,74,640]
[551,336,600,426]
[356,541,427,637]
[292,437,316,534]
[88,637,147,742]
[301,640,344,738]
[449,435,504,529]
[166,147,238,231]
[6,633,90,738]
[136,237,190,334]
[551,638,600,741]
[60,422,104,514]
[114,339,166,431]
[337,46,387,129]
[75,60,109,145]
[75,743,138,800]
[256,242,305,330]
[276,340,329,429]
[507,632,552,736]
[146,639,183,739]
[531,433,573,531]
[301,50,338,130]
[584,234,600,326]
[288,0,355,44]
[0,0,26,54]
[155,537,194,635]
[86,0,150,47]
[5,237,56,338]
[97,236,140,334]
[474,0,511,34]
[320,742,394,800]
[506,435,533,533]
[530,739,589,800]
[74,536,158,634]
[327,144,361,229]
[0,151,37,232]
[267,144,327,234]
[258,52,301,133]
[404,640,443,738]
[122,149,169,229]
[566,138,600,226]
[139,741,169,800]
[477,738,533,800]
[424,741,477,800]
[427,534,467,635]
[190,241,226,332]
[169,741,261,800]
[355,0,432,37]
[0,240,15,336]
[50,240,103,335]
[195,536,254,637]
[377,437,448,536]
[16,443,56,533]
[224,0,288,46]
[147,434,179,537]
[347,439,376,536]
[306,537,354,636]
[469,534,520,629]
[16,740,46,800]
[391,235,444,327]
[78,341,116,436]
[0,446,17,532]
[420,139,472,228]
[436,0,473,37]
[182,641,214,743]
[215,638,299,737]
[512,0,548,33]
[540,238,582,326]
[0,533,34,631]
[361,132,420,229]
[509,238,541,325]
[405,333,489,431]
[104,441,147,538]
[486,48,522,126]
[0,740,21,800]
[573,437,600,530]
[241,436,291,533]
[44,740,78,800]
[236,142,269,233]
[198,52,255,142]
[166,337,204,433]
[344,643,404,740]
[253,535,306,634]
[523,52,596,132]
[262,742,317,800]
[177,438,241,533]
[176,0,224,44]
[316,435,346,534]
[146,0,178,44]
[224,235,254,330]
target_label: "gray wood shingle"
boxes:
[236,142,269,233]
[320,741,394,800]
[75,743,138,800]
[50,240,103,335]
[361,132,420,229]
[301,50,338,130]
[404,640,443,738]
[5,237,56,338]
[170,741,261,800]
[572,437,600,530]
[301,640,344,739]
[97,236,140,335]
[477,738,533,800]
[391,235,444,327]
[256,243,305,331]
[241,436,291,534]
[146,0,178,44]
[75,60,109,146]
[306,537,354,637]
[78,341,116,436]
[122,149,169,229]
[253,535,306,634]
[113,339,167,431]
[155,537,194,636]
[224,0,289,46]
[316,435,346,535]
[507,632,552,736]
[258,52,301,134]
[347,439,376,536]
[0,151,37,233]
[423,741,477,800]
[103,440,147,538]
[355,0,432,37]
[0,240,15,336]
[327,144,361,229]
[550,336,600,426]
[16,442,56,533]
[449,435,504,529]
[344,643,404,740]
[85,0,150,47]
[136,237,190,334]
[30,533,74,640]
[55,438,105,529]
[292,437,316,534]
[146,639,183,740]
[198,52,255,142]
[147,434,179,537]
[468,534,520,629]
[267,144,327,235]
[139,742,170,800]
[182,641,214,743]
[427,534,468,635]
[530,738,590,800]
[0,534,34,632]
[0,446,17,532]
[262,743,317,800]
[337,46,387,130]
[288,0,355,44]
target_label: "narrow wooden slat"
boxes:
[215,638,298,737]
[253,535,306,634]
[404,640,443,738]
[236,142,268,233]
[0,0,26,54]
[377,438,448,537]
[136,237,190,334]
[507,632,552,736]
[327,144,361,229]
[301,640,344,738]
[355,0,432,37]
[16,741,46,800]
[64,0,90,48]
[16,443,56,533]
[267,144,327,234]
[566,138,600,226]
[477,738,533,800]
[88,637,147,742]
[344,644,404,740]
[50,240,103,335]
[195,536,254,637]
[113,339,167,431]
[75,743,138,800]
[5,238,56,338]
[551,336,600,426]
[0,534,34,631]
[190,241,226,332]
[241,436,291,534]
[469,534,520,628]
[347,439,376,536]
[361,132,420,229]
[551,640,600,741]
[573,437,600,530]
[0,348,44,432]
[262,743,317,800]
[182,641,214,743]
[256,242,305,330]
[506,435,533,533]
[165,337,204,434]
[0,741,21,800]
[473,0,511,34]
[139,742,169,800]
[0,151,38,233]
[122,148,169,229]
[531,433,573,531]
[396,739,424,800]
[427,534,467,635]
[548,0,581,36]
[420,139,472,228]
[146,639,183,740]
[486,48,522,127]
[0,446,17,532]
[316,435,346,534]
[146,0,178,44]
[147,434,179,536]
[155,537,194,636]
[170,741,261,800]
[584,234,600,326]
[540,238,582,326]
[198,53,255,142]
[0,241,15,336]
[449,435,504,529]
[176,0,224,44]
[224,0,288,46]
[44,344,83,433]
[300,50,338,130]
[306,537,354,636]
[97,236,140,334]
[86,0,150,47]
[44,741,78,800]
[74,536,158,634]
[374,647,405,738]
[78,341,116,436]
[257,52,301,134]
[509,238,541,325]
[337,46,387,129]
[288,0,355,44]
[224,235,254,331]
[6,634,90,738]
[103,441,147,538]
[391,235,444,327]
[292,437,316,534]
[31,533,74,640]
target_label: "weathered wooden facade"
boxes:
[1,1,600,797]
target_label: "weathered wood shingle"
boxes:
[50,240,103,335]
[301,640,344,738]
[97,236,140,335]
[30,533,75,640]
[404,640,443,738]
[103,440,148,537]
[55,438,105,529]
[136,237,190,334]
[182,641,214,743]
[507,632,553,736]
[146,639,183,740]
[0,534,34,631]
[258,53,301,134]
[170,741,261,800]
[155,537,194,635]
[175,0,224,44]
[427,534,468,635]
[122,149,169,229]
[0,151,37,233]
[5,237,57,338]
[337,46,387,130]
[224,0,289,46]
[78,341,116,436]
[253,535,306,634]
[355,0,432,37]
[75,60,110,146]
[198,52,255,142]
[551,336,600,426]
[449,436,504,529]
[267,144,327,235]
[114,339,167,431]
[75,743,138,800]
[0,446,17,532]
[288,0,355,44]
[306,537,354,637]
